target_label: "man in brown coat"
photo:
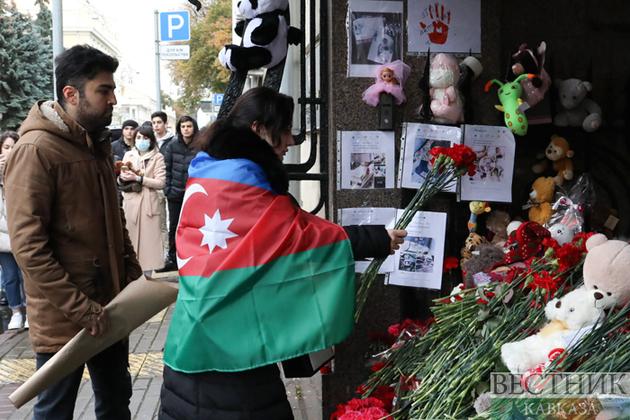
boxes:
[4,44,142,419]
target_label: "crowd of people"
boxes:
[0,43,407,420]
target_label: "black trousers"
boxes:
[167,199,183,264]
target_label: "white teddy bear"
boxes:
[501,288,604,375]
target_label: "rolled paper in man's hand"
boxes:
[9,276,178,408]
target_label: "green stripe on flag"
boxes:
[164,240,355,373]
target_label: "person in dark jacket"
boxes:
[158,87,406,420]
[111,119,138,162]
[156,115,199,272]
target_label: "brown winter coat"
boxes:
[120,149,166,271]
[4,100,142,353]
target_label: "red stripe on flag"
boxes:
[176,178,348,277]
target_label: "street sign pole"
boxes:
[155,10,162,111]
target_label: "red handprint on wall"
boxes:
[419,3,451,45]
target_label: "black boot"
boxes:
[0,290,7,306]
[155,261,177,273]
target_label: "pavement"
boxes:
[0,274,322,420]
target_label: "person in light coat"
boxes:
[119,125,166,275]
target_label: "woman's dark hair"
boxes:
[176,115,199,140]
[196,87,294,152]
[133,125,158,151]
[0,131,19,148]
[55,44,119,108]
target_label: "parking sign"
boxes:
[160,11,190,42]
[214,94,224,105]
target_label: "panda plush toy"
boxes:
[218,0,302,72]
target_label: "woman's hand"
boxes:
[0,154,7,171]
[119,170,139,182]
[387,229,407,254]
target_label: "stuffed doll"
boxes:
[501,288,604,375]
[532,135,574,186]
[510,42,551,108]
[362,60,411,107]
[460,232,487,267]
[218,0,302,72]
[420,53,464,124]
[485,74,535,136]
[467,201,491,232]
[114,161,143,176]
[527,177,555,225]
[583,234,630,309]
[554,78,602,132]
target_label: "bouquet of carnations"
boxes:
[354,144,477,322]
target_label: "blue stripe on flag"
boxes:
[188,152,275,193]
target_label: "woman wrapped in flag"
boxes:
[158,87,406,420]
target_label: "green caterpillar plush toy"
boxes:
[485,74,534,136]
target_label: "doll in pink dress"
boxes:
[362,60,411,107]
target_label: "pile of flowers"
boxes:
[342,232,630,419]
[355,145,477,321]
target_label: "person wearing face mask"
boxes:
[158,87,406,420]
[118,125,166,276]
[0,131,27,330]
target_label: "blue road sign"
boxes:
[214,94,224,105]
[160,11,190,42]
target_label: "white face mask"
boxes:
[136,139,151,152]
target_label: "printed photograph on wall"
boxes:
[339,131,396,189]
[398,236,434,273]
[398,123,461,192]
[460,125,515,203]
[348,0,404,77]
[407,0,481,54]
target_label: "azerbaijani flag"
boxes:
[163,152,355,373]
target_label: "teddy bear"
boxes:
[462,244,506,288]
[424,53,464,124]
[553,78,602,132]
[583,234,630,309]
[114,161,143,176]
[485,210,511,248]
[218,0,302,72]
[532,135,574,186]
[527,177,555,225]
[510,42,551,108]
[500,288,604,375]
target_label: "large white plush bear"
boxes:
[501,288,604,375]
[218,0,301,71]
[583,233,630,309]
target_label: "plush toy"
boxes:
[532,135,574,186]
[423,53,464,124]
[547,223,576,246]
[503,221,550,264]
[460,232,487,267]
[485,74,535,136]
[218,0,302,72]
[362,60,411,107]
[486,210,511,248]
[501,288,604,375]
[527,177,555,225]
[510,42,551,108]
[467,201,491,232]
[583,234,630,309]
[462,244,506,288]
[554,78,602,132]
[114,161,143,176]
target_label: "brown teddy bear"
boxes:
[114,161,144,177]
[527,176,555,225]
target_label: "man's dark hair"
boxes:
[55,44,119,108]
[151,111,168,123]
[176,115,199,139]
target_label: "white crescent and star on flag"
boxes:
[176,183,239,269]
